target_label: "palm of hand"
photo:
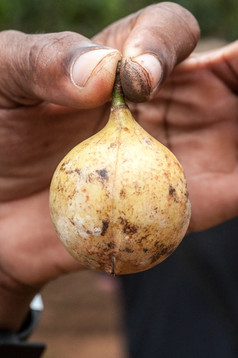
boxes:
[135,45,238,231]
[0,104,110,287]
[0,43,237,288]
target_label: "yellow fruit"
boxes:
[49,64,191,275]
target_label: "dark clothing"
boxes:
[121,217,238,358]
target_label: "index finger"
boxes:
[120,2,200,102]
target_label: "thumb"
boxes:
[119,3,200,102]
[0,30,121,109]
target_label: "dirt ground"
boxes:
[30,270,128,358]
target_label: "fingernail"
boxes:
[71,48,118,87]
[132,54,162,92]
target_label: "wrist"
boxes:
[0,294,45,357]
[0,271,37,332]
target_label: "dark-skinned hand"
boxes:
[0,2,237,332]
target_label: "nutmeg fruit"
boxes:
[49,63,191,275]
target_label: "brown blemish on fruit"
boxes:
[125,247,133,253]
[120,217,138,234]
[184,188,189,199]
[108,242,115,249]
[101,220,109,236]
[56,183,64,194]
[86,169,109,185]
[138,234,150,243]
[60,162,66,171]
[143,137,152,145]
[60,162,70,171]
[169,185,179,203]
[151,243,177,264]
[67,187,76,200]
[169,185,176,196]
[120,188,126,198]
[64,168,81,175]
[87,173,94,183]
[96,169,108,180]
[109,142,117,149]
[69,218,75,226]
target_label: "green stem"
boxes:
[112,61,126,107]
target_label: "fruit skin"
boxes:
[49,105,191,275]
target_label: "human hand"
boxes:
[0,2,200,331]
[125,41,238,232]
[95,6,238,232]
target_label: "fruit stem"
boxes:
[112,61,126,108]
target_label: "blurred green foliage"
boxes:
[0,0,237,41]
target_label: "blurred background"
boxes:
[0,1,236,358]
[0,0,237,40]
